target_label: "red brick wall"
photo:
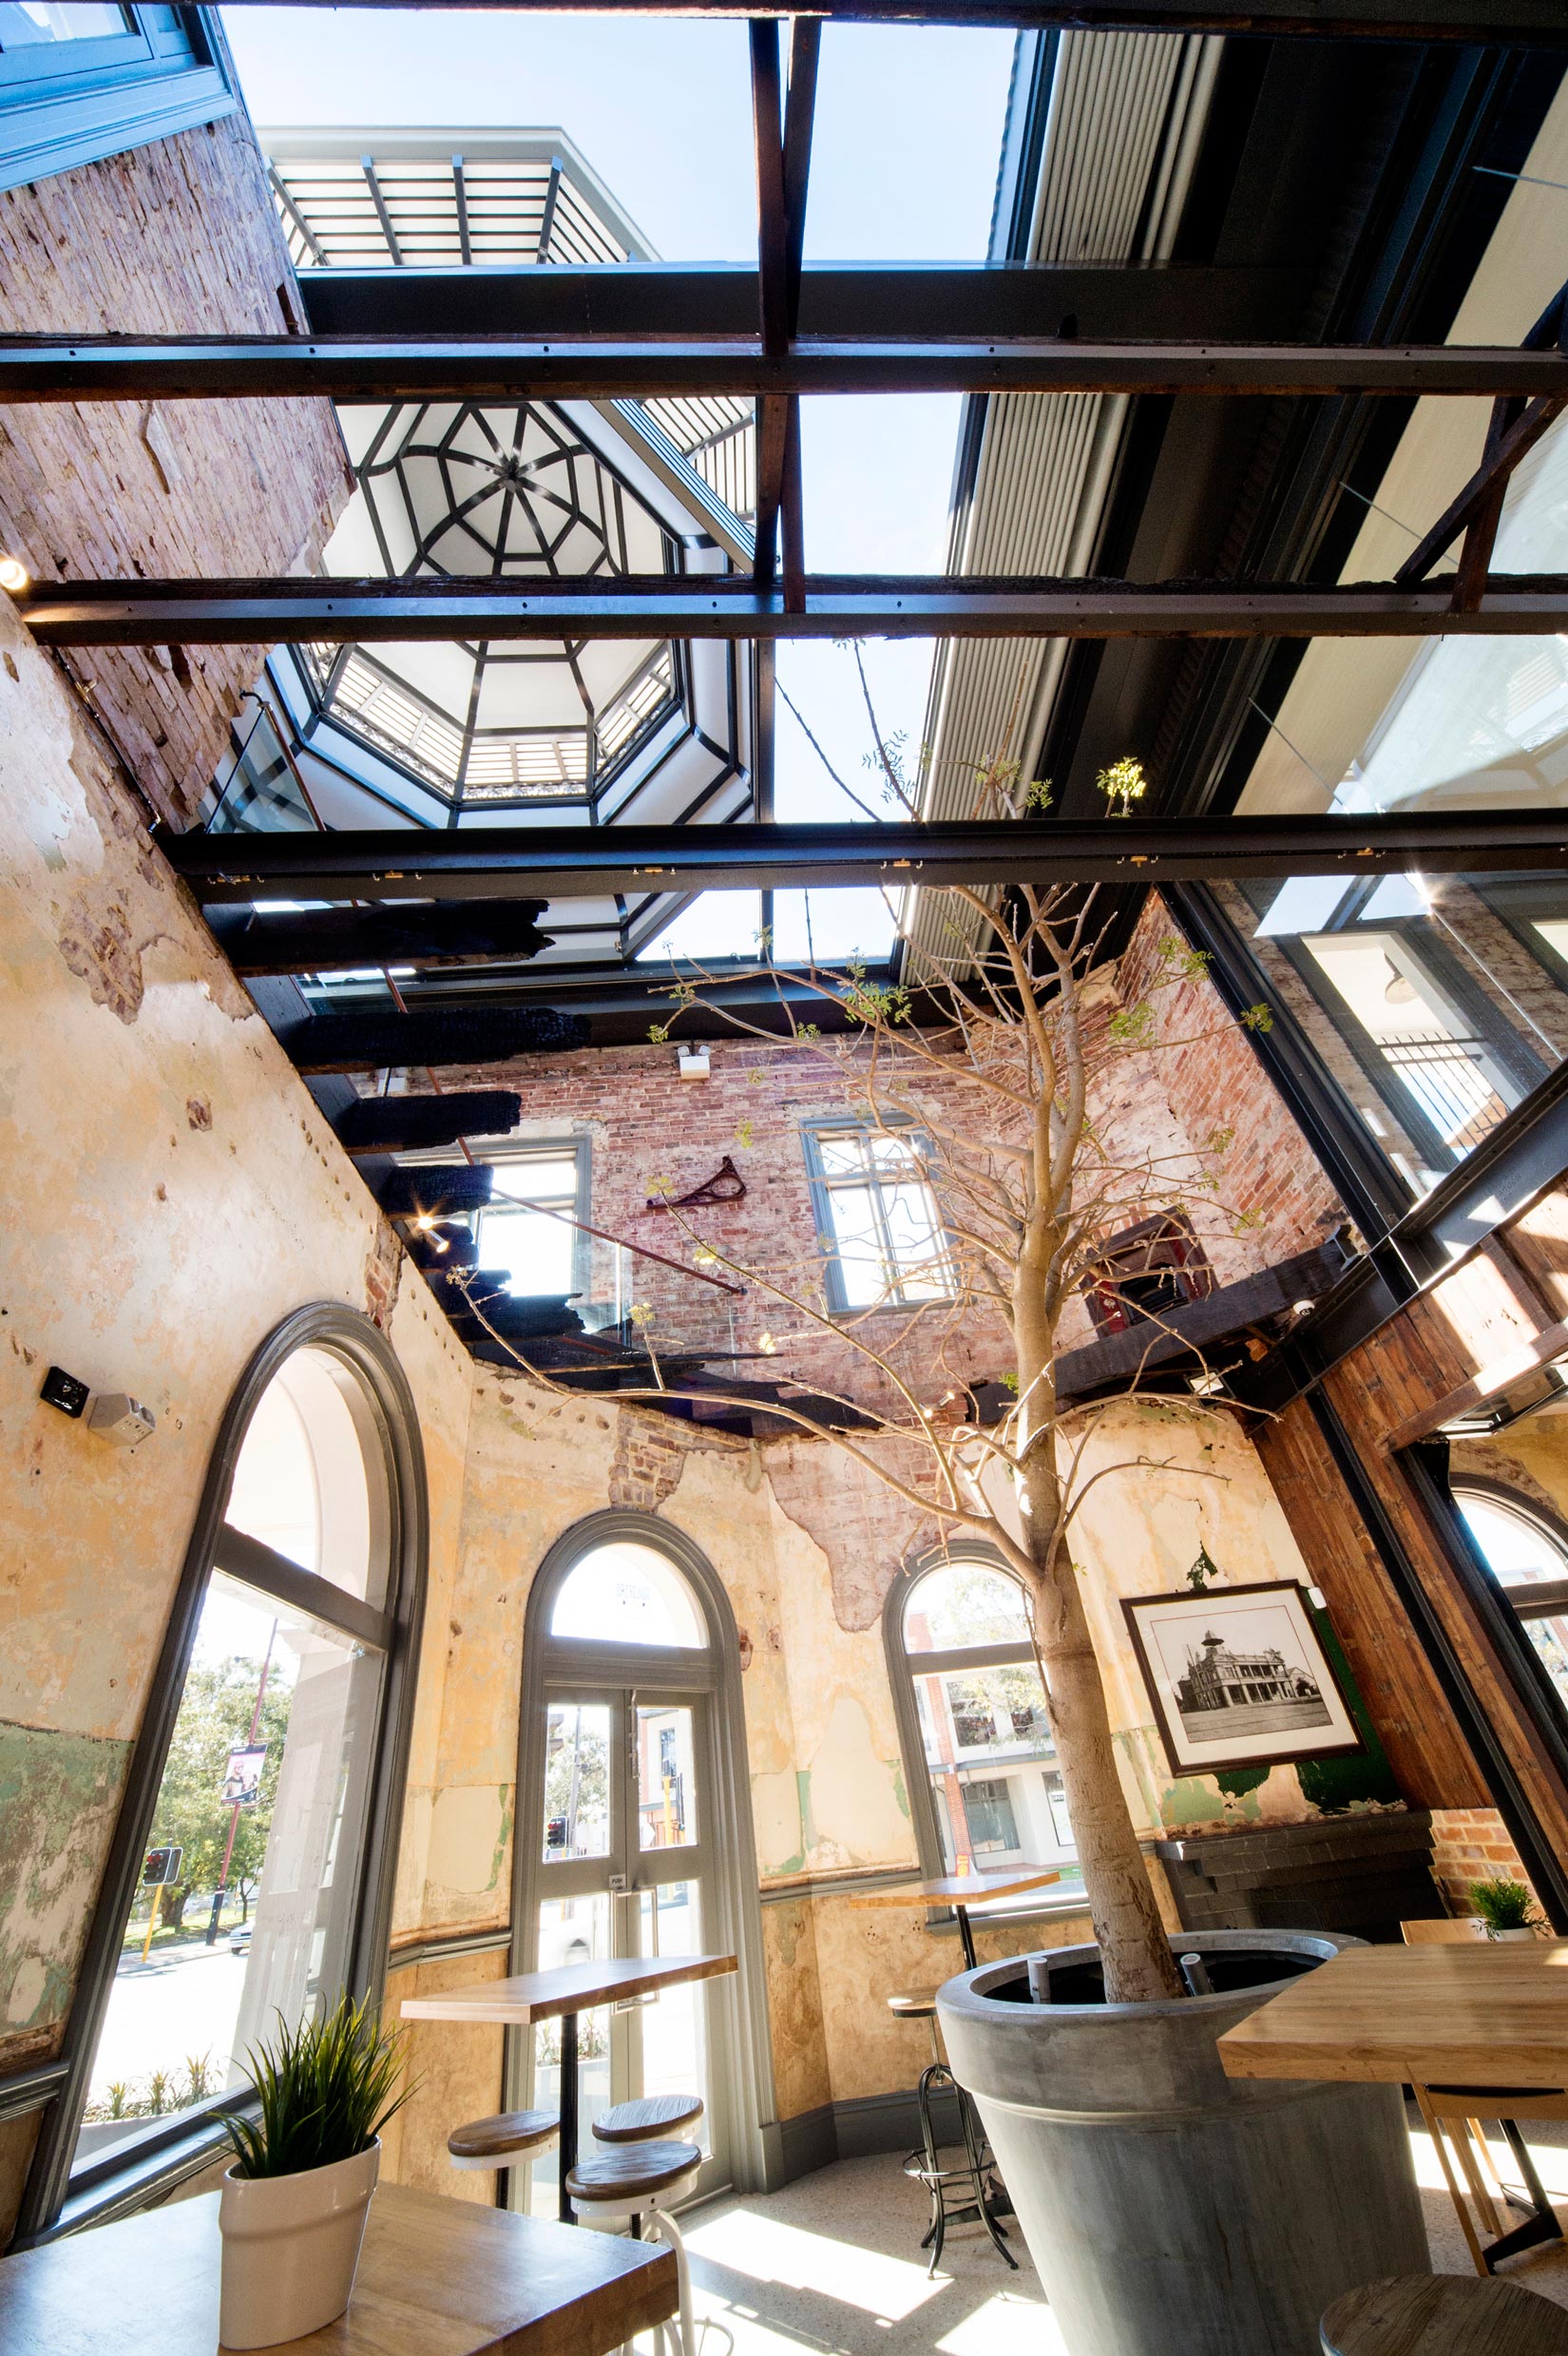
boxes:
[1427,1807,1539,1920]
[1119,893,1349,1268]
[0,117,352,824]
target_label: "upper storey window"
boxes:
[0,5,232,193]
[802,1121,954,1313]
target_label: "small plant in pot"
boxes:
[1470,1875,1541,1941]
[218,1993,411,2350]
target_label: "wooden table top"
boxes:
[1217,1940,1568,2089]
[0,2181,677,2356]
[850,1867,1062,1910]
[401,1951,737,2025]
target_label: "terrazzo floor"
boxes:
[672,2115,1568,2356]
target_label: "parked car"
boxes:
[229,1924,251,1959]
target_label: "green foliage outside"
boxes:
[126,1657,293,1944]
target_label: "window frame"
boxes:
[883,1543,1082,1917]
[0,4,234,197]
[800,1116,954,1316]
[473,1136,592,1306]
[14,1304,428,2245]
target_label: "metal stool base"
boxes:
[902,2060,1016,2277]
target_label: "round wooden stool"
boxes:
[593,2094,705,2145]
[447,2106,558,2174]
[566,2140,703,2356]
[1320,2275,1567,2355]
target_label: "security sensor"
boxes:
[40,1366,90,1419]
[87,1393,157,1446]
[677,1043,710,1080]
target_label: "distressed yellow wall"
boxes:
[0,591,472,2097]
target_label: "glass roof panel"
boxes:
[236,22,756,261]
[802,25,1016,263]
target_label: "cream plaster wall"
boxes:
[0,592,472,2081]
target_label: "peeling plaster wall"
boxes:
[416,1371,1396,2162]
[0,593,471,2132]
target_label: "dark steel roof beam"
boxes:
[161,808,1568,905]
[294,260,1311,341]
[209,0,1568,44]
[24,572,1568,644]
[10,335,1568,403]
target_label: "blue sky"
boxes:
[220,11,1015,960]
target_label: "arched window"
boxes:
[512,1513,771,2208]
[885,1550,1082,1898]
[1454,1482,1568,1719]
[21,1308,426,2238]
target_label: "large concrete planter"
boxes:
[937,1931,1427,2356]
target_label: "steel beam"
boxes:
[295,262,1310,343]
[160,809,1568,906]
[23,573,1568,645]
[7,335,1568,404]
[206,0,1568,45]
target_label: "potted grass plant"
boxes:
[1470,1876,1541,1941]
[218,1994,411,2350]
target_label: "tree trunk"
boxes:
[1023,1504,1184,2005]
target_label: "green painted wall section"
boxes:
[0,1718,129,2039]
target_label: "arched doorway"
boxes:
[511,1512,770,2208]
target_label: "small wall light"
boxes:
[677,1043,710,1080]
[0,554,29,595]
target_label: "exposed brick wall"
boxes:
[1120,892,1349,1267]
[1427,1806,1539,1919]
[0,117,352,824]
[407,936,1348,1426]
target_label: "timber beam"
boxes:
[161,810,1568,905]
[22,573,1568,645]
[6,336,1568,404]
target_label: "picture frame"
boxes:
[1121,1580,1364,1776]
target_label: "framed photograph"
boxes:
[1121,1580,1363,1775]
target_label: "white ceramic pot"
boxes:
[219,2138,380,2349]
[1485,1925,1537,1941]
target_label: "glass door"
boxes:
[521,1683,726,2212]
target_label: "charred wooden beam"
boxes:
[1055,1237,1356,1401]
[377,1163,495,1217]
[278,1005,587,1072]
[334,1089,523,1158]
[209,899,553,974]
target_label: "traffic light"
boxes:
[143,1846,182,1887]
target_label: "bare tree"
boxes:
[461,676,1270,2003]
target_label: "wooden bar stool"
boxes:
[887,1991,1015,2277]
[593,2094,704,2145]
[1320,2274,1565,2354]
[447,2107,558,2176]
[566,2140,703,2356]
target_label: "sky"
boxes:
[220,11,1017,961]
